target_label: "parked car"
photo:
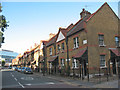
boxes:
[21,67,26,72]
[8,66,12,69]
[15,67,18,71]
[12,67,16,70]
[18,67,21,72]
[24,67,33,74]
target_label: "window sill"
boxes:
[73,47,79,50]
[100,66,107,69]
[71,67,79,69]
[99,45,106,47]
[116,45,120,48]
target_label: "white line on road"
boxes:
[14,78,17,81]
[18,82,25,88]
[25,84,31,86]
[11,73,14,77]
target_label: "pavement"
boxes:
[1,69,119,88]
[33,72,119,88]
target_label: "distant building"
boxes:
[0,49,19,67]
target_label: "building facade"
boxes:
[15,2,119,79]
[0,49,19,67]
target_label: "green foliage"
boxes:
[2,60,5,66]
[0,15,9,32]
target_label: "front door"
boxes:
[112,59,116,74]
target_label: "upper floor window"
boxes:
[61,59,65,67]
[57,44,60,51]
[49,48,52,55]
[98,34,104,46]
[62,43,64,50]
[73,37,79,48]
[100,55,106,68]
[115,36,119,47]
[72,58,78,68]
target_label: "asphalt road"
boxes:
[2,69,81,88]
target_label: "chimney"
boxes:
[49,33,55,39]
[80,8,91,18]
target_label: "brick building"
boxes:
[44,2,120,78]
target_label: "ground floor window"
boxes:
[61,59,65,67]
[100,55,106,67]
[72,58,78,68]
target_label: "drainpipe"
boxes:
[66,36,70,76]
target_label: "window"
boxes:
[115,36,119,47]
[98,34,104,46]
[100,55,106,67]
[72,58,78,68]
[57,44,60,51]
[73,37,79,48]
[61,59,65,67]
[49,48,52,55]
[62,43,64,50]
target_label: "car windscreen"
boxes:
[26,68,31,71]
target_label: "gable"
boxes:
[87,3,118,22]
[56,31,65,42]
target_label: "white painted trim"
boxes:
[56,31,65,42]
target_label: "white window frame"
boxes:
[73,37,79,48]
[72,58,78,68]
[61,59,65,67]
[49,48,52,55]
[98,34,105,46]
[115,36,119,47]
[100,55,106,68]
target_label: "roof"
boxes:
[48,55,58,62]
[46,34,58,47]
[67,16,89,37]
[73,48,87,58]
[110,49,120,56]
[67,2,118,37]
[86,2,119,22]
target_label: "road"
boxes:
[2,69,81,88]
[1,69,119,89]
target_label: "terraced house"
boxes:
[44,2,120,78]
[14,2,119,79]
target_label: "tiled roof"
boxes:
[67,16,89,37]
[73,48,87,58]
[110,49,120,56]
[46,34,58,47]
[48,55,58,62]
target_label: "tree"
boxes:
[2,60,5,66]
[0,3,9,47]
[0,15,9,32]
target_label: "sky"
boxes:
[0,1,119,54]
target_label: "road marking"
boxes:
[25,84,31,86]
[21,77,34,80]
[18,82,24,88]
[46,82,55,85]
[11,73,15,77]
[14,78,17,81]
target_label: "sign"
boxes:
[83,40,87,45]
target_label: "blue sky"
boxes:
[1,2,119,54]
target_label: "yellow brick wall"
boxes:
[86,4,118,74]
